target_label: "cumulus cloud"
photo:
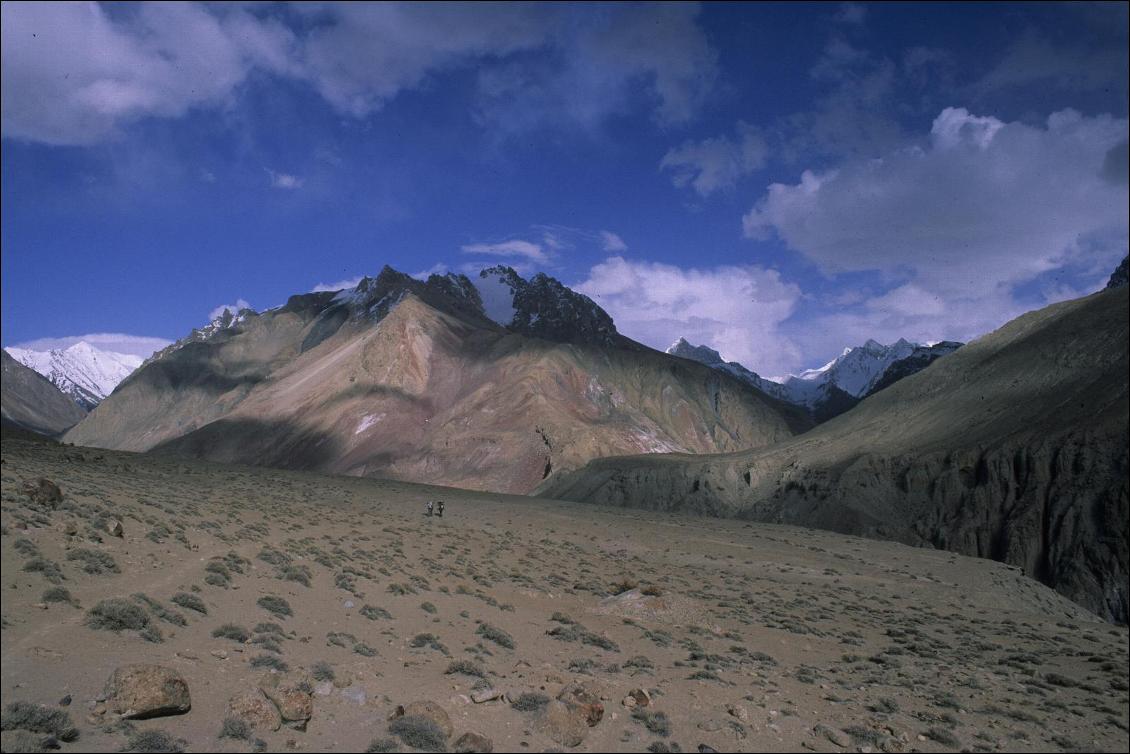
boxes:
[0,2,295,145]
[411,263,449,280]
[746,107,1129,354]
[267,169,304,189]
[574,257,803,376]
[600,231,628,252]
[209,299,253,320]
[661,122,768,197]
[6,333,172,358]
[461,239,550,263]
[2,2,717,146]
[311,277,362,293]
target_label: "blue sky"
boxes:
[2,2,1127,377]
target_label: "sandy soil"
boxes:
[2,434,1127,753]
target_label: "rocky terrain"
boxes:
[2,431,1127,753]
[1,351,87,438]
[545,286,1130,625]
[62,266,807,494]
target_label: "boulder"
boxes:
[453,731,494,753]
[557,682,604,726]
[22,478,62,506]
[227,689,281,732]
[105,665,191,719]
[535,700,588,748]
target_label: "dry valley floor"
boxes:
[2,433,1127,753]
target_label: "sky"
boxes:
[2,1,1127,377]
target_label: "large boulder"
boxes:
[227,689,282,732]
[259,676,313,727]
[536,700,588,748]
[105,665,191,719]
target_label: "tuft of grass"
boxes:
[510,692,549,712]
[249,654,289,672]
[280,564,311,587]
[311,661,335,682]
[42,586,75,605]
[632,708,671,737]
[360,604,392,620]
[256,595,292,617]
[131,593,187,626]
[476,622,514,650]
[388,715,447,752]
[22,558,65,584]
[219,717,253,741]
[212,623,251,642]
[366,738,399,753]
[66,548,119,575]
[170,592,207,614]
[445,659,485,678]
[120,729,186,752]
[1,701,79,741]
[85,598,150,633]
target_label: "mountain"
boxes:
[5,341,143,410]
[64,266,809,494]
[1,349,88,436]
[544,285,1130,623]
[666,337,962,422]
[1108,254,1128,289]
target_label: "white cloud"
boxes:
[6,333,172,358]
[0,3,292,146]
[574,257,803,376]
[746,107,1129,355]
[267,169,303,189]
[311,277,362,293]
[661,122,768,197]
[461,239,550,263]
[600,231,628,252]
[209,299,252,320]
[411,263,449,280]
[2,3,718,146]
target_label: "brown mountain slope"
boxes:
[542,286,1130,623]
[1,349,87,436]
[65,270,806,493]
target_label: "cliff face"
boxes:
[543,286,1130,623]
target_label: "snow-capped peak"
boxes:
[4,341,144,410]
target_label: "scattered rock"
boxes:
[557,682,604,726]
[726,703,749,722]
[535,700,588,748]
[453,731,494,753]
[22,478,62,506]
[471,687,502,704]
[340,686,367,705]
[105,664,191,719]
[107,519,124,537]
[260,677,313,727]
[228,689,282,732]
[624,688,651,708]
[314,681,334,697]
[815,724,852,748]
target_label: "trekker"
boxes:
[426,501,434,517]
[436,501,445,517]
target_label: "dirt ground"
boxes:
[2,433,1127,753]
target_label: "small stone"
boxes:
[107,519,124,537]
[626,688,651,707]
[726,703,749,722]
[58,695,71,707]
[452,731,494,753]
[815,724,851,748]
[314,682,334,697]
[340,686,367,705]
[471,688,502,704]
[211,649,228,659]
